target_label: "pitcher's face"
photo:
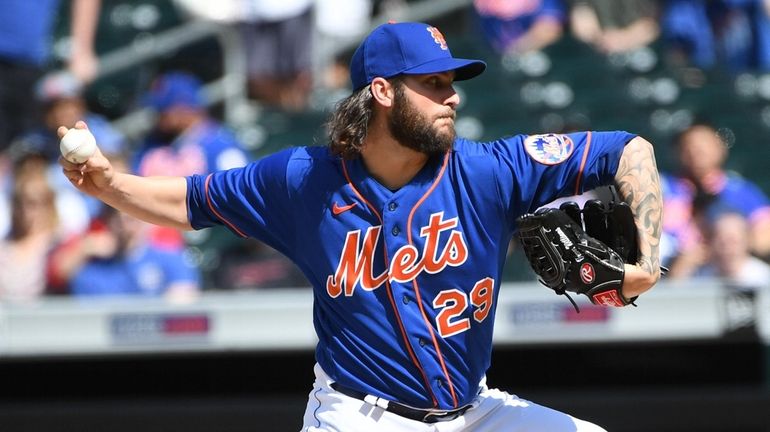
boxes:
[388,73,460,157]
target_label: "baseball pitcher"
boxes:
[60,22,662,432]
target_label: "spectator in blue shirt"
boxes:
[473,0,566,56]
[134,71,249,178]
[662,0,770,71]
[47,205,200,302]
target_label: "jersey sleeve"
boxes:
[496,130,636,219]
[186,148,296,256]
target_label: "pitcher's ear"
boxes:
[370,77,396,108]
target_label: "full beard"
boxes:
[388,85,455,158]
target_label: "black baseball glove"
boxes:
[516,200,640,310]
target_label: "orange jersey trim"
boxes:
[574,131,592,196]
[405,152,460,408]
[204,174,248,238]
[341,159,439,407]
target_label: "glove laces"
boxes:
[552,284,581,313]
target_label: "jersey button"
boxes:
[388,202,397,211]
[436,379,443,388]
[402,296,409,305]
[419,338,426,347]
[391,226,400,236]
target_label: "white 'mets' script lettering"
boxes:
[326,213,468,297]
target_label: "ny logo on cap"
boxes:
[427,26,448,50]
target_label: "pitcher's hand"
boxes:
[58,120,115,199]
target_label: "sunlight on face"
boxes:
[387,75,458,157]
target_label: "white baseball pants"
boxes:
[301,363,607,432]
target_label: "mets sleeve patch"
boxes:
[523,134,575,165]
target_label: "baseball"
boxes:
[60,128,97,163]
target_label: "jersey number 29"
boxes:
[432,277,494,338]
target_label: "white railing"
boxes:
[0,280,763,358]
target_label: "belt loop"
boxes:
[362,394,390,410]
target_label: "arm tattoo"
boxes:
[615,137,663,277]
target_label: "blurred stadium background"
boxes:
[2,0,770,431]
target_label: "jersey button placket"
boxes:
[381,201,444,403]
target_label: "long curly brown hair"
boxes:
[326,85,375,160]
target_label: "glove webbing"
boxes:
[518,227,582,312]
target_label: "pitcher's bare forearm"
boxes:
[59,122,193,231]
[615,136,663,295]
[99,172,192,230]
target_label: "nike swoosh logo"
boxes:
[332,202,358,216]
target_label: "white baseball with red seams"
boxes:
[60,128,97,164]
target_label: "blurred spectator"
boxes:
[136,71,249,176]
[47,206,200,302]
[0,159,60,302]
[174,0,315,110]
[28,75,127,160]
[660,0,715,68]
[473,0,566,56]
[568,0,660,54]
[684,211,770,290]
[7,80,128,227]
[0,150,88,238]
[314,0,373,91]
[661,0,770,71]
[0,0,100,152]
[212,238,309,290]
[662,123,770,272]
[135,71,250,249]
[238,0,314,110]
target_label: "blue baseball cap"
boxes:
[350,22,486,90]
[143,71,204,111]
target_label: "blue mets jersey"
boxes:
[186,131,635,410]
